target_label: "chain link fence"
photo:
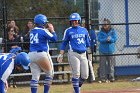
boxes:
[92,0,140,78]
[0,0,140,85]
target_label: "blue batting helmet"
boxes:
[15,52,30,70]
[10,47,22,54]
[69,13,81,22]
[34,14,48,26]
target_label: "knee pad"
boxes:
[30,80,39,88]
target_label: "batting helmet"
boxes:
[15,52,30,70]
[10,47,22,54]
[34,14,48,26]
[69,13,81,22]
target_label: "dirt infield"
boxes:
[82,88,140,93]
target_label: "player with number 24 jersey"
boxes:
[30,27,57,52]
[29,14,57,93]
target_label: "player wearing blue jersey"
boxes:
[28,14,57,93]
[57,13,90,93]
[0,47,30,93]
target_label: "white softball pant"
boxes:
[28,51,54,81]
[68,51,89,79]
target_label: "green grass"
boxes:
[7,81,140,93]
[7,62,140,93]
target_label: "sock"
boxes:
[44,76,52,93]
[72,77,79,93]
[30,80,38,93]
[0,80,5,93]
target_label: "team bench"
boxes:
[9,63,71,87]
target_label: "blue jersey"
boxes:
[60,26,90,53]
[0,53,15,82]
[30,27,57,52]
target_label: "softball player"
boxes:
[57,13,90,93]
[0,47,30,93]
[28,14,57,93]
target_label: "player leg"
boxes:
[37,52,54,93]
[29,52,41,93]
[68,51,80,93]
[30,62,41,93]
[80,52,89,87]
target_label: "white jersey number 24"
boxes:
[30,33,39,44]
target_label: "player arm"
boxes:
[57,40,68,63]
[60,29,70,53]
[57,30,69,63]
[45,29,57,42]
[50,32,57,41]
[45,23,57,42]
[60,30,69,53]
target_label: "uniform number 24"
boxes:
[30,33,39,44]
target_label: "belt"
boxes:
[73,50,85,54]
[31,50,48,52]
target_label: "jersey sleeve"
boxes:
[44,29,57,42]
[60,29,69,50]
